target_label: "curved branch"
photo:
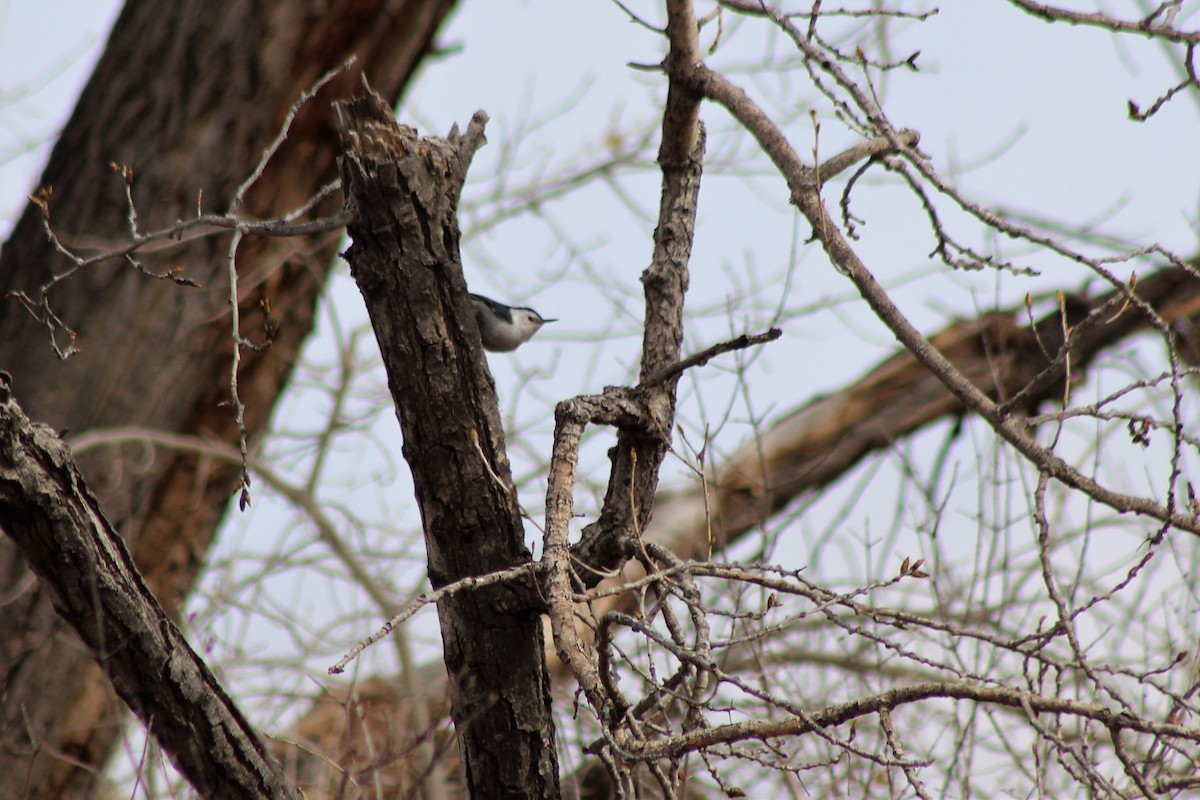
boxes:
[690,61,1200,536]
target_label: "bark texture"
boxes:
[0,375,302,799]
[565,0,704,588]
[0,1,456,796]
[335,93,560,799]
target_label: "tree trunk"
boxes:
[0,2,456,796]
[335,93,561,799]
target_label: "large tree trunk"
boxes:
[335,93,561,800]
[0,2,457,797]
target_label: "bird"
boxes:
[470,293,556,352]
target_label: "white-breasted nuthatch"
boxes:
[470,293,556,352]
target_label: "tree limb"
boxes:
[0,374,301,800]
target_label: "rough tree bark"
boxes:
[559,0,704,594]
[335,93,560,798]
[0,375,302,799]
[0,1,457,796]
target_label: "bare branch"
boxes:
[0,376,302,800]
[1009,0,1200,44]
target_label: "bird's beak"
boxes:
[542,318,558,324]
